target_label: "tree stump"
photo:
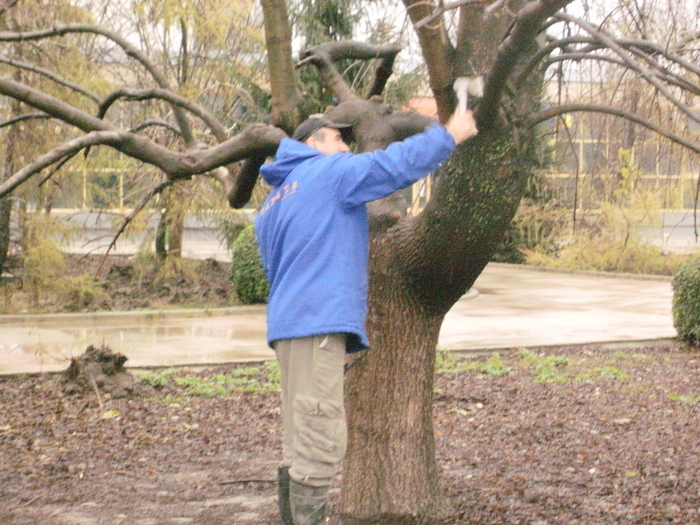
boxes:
[63,344,149,398]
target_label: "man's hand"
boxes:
[445,110,478,145]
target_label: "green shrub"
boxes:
[59,275,110,312]
[24,238,66,306]
[672,257,700,345]
[230,225,269,304]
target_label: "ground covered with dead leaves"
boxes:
[1,341,699,524]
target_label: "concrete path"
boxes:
[442,264,675,351]
[0,263,676,375]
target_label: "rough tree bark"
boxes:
[2,0,700,523]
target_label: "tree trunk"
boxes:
[0,93,21,276]
[342,269,445,522]
[0,198,11,276]
[341,125,527,523]
[155,186,186,261]
[155,207,184,260]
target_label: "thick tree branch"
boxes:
[0,75,186,174]
[297,41,403,102]
[305,41,404,63]
[0,131,128,197]
[477,0,573,129]
[364,49,402,99]
[98,88,229,142]
[210,156,268,209]
[529,103,700,155]
[403,0,456,122]
[385,112,437,140]
[414,0,484,30]
[261,0,301,134]
[296,46,358,103]
[0,76,285,195]
[0,24,195,145]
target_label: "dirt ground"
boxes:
[1,342,699,525]
[1,255,699,524]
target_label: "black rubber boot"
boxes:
[278,467,293,525]
[289,479,330,525]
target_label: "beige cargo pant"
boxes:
[274,334,347,488]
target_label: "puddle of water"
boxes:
[0,313,274,375]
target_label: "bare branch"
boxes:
[671,30,700,53]
[305,41,403,63]
[414,0,484,30]
[0,76,186,174]
[513,35,601,89]
[528,103,700,155]
[477,0,574,129]
[363,47,402,99]
[130,120,181,136]
[219,156,268,209]
[98,88,229,142]
[0,131,128,198]
[98,180,174,271]
[0,24,195,144]
[297,42,403,103]
[37,151,80,188]
[0,73,286,196]
[261,0,302,134]
[404,0,455,122]
[296,46,359,103]
[554,12,700,131]
[0,111,50,129]
[543,52,700,96]
[0,55,101,103]
[0,0,19,17]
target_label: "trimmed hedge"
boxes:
[230,225,269,304]
[672,256,700,345]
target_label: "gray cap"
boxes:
[292,116,352,143]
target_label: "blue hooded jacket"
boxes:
[255,123,455,352]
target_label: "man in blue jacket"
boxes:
[255,109,477,525]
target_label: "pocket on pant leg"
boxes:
[293,394,347,467]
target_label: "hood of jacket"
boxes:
[259,138,323,188]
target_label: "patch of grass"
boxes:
[610,351,651,361]
[174,376,228,397]
[436,351,461,373]
[139,363,280,398]
[519,349,570,383]
[436,351,510,376]
[668,394,700,405]
[140,369,179,388]
[593,366,630,380]
[480,353,511,376]
[265,360,281,390]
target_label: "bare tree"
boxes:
[1,0,700,522]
